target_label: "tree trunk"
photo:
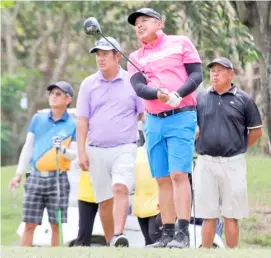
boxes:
[232,1,271,153]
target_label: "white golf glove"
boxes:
[166,91,182,107]
[52,136,62,150]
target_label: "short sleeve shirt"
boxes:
[196,84,262,157]
[28,111,76,171]
[76,67,144,147]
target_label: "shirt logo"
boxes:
[230,101,235,105]
[137,46,184,66]
[58,130,68,138]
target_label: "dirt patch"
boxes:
[239,205,271,247]
[252,208,271,235]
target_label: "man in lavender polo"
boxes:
[76,37,144,247]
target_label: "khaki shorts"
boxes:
[194,154,249,219]
[86,144,137,203]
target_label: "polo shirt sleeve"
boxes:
[71,126,76,141]
[181,36,201,64]
[245,98,262,129]
[135,96,145,114]
[76,79,90,118]
[28,113,39,134]
[127,53,140,76]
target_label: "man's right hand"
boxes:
[195,126,200,140]
[157,88,169,102]
[9,174,22,191]
[78,152,89,171]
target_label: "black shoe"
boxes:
[146,228,174,248]
[167,230,190,248]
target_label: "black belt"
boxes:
[148,106,196,118]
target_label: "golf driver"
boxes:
[83,17,165,93]
[53,136,63,246]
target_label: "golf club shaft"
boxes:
[99,32,146,77]
[55,148,63,246]
[192,158,196,249]
[98,31,164,93]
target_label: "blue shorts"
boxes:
[144,111,197,178]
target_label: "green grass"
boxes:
[238,156,271,248]
[1,155,271,247]
[1,166,25,245]
[2,247,271,258]
[246,156,271,206]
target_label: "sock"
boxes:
[178,219,189,231]
[114,233,123,237]
[163,223,175,230]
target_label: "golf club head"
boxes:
[83,17,102,36]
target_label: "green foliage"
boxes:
[1,74,25,113]
[1,122,12,155]
[0,1,14,8]
[1,1,266,165]
[180,1,262,81]
[1,70,40,157]
[1,74,25,156]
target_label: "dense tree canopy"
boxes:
[1,1,268,165]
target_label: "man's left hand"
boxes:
[166,92,182,107]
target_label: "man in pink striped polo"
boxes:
[127,8,203,248]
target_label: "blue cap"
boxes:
[207,57,233,70]
[47,81,74,97]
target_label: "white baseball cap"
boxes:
[89,37,121,54]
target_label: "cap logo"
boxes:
[95,40,110,47]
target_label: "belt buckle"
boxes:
[40,171,50,177]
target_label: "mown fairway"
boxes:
[1,155,271,249]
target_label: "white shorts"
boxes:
[86,144,137,203]
[194,154,249,219]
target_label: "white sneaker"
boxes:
[110,234,129,247]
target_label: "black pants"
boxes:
[137,214,162,245]
[72,200,99,246]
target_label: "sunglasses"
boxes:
[49,91,70,97]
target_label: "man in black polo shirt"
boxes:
[195,57,262,248]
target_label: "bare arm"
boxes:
[195,126,200,140]
[76,117,89,171]
[77,117,88,154]
[138,113,144,122]
[248,128,262,147]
